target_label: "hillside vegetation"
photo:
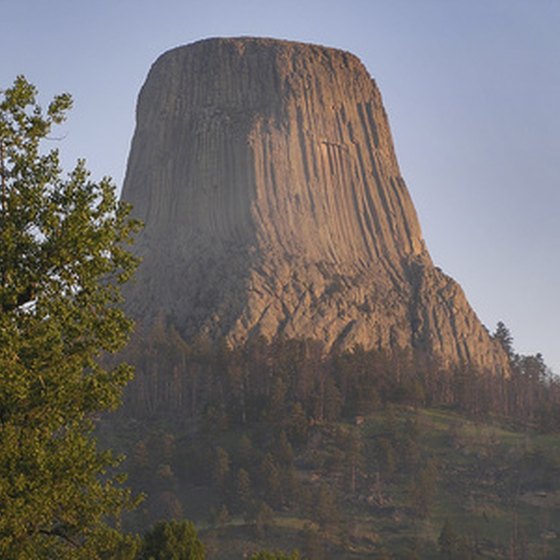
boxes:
[100,320,560,559]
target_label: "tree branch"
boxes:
[38,527,80,549]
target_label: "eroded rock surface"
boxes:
[122,37,507,373]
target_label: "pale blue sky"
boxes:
[2,0,559,372]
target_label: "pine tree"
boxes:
[235,468,253,514]
[492,321,514,359]
[438,519,459,559]
[211,447,231,489]
[275,430,295,465]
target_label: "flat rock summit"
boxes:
[122,37,507,373]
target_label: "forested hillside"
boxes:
[99,320,560,559]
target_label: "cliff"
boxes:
[121,37,508,373]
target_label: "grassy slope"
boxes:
[101,406,560,559]
[197,407,560,559]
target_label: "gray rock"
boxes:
[122,37,508,374]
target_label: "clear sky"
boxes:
[2,0,559,373]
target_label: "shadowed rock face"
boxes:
[122,37,507,373]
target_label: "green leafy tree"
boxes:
[140,520,205,560]
[0,76,140,558]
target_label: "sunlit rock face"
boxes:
[122,37,508,373]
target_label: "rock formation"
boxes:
[121,37,507,373]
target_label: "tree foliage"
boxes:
[492,321,514,359]
[0,76,140,557]
[122,318,560,435]
[438,519,473,560]
[139,520,205,560]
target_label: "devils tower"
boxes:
[122,37,507,374]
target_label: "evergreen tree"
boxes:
[259,453,282,505]
[286,402,308,444]
[378,438,397,479]
[438,519,459,559]
[237,433,254,467]
[438,519,473,560]
[492,321,514,359]
[314,485,339,530]
[211,447,231,489]
[275,430,295,465]
[254,501,274,537]
[409,459,438,518]
[0,76,140,557]
[235,468,253,513]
